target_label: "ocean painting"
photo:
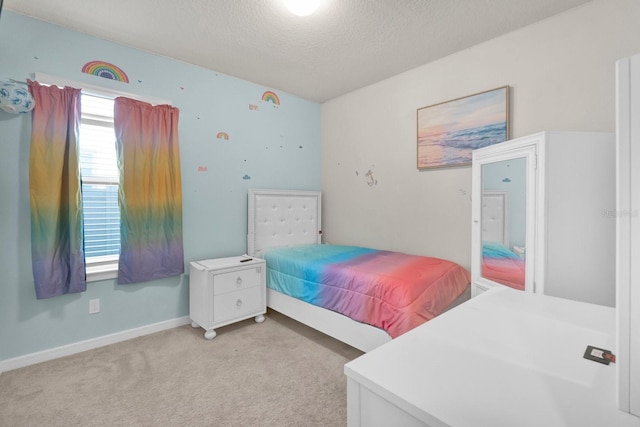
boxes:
[417,86,509,169]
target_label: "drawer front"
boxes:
[212,267,262,295]
[213,287,263,323]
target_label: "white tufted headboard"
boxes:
[247,189,322,256]
[481,191,509,246]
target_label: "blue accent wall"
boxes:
[0,11,321,361]
[482,157,527,248]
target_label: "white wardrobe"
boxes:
[471,131,616,307]
[616,53,640,417]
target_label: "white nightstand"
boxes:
[189,256,266,340]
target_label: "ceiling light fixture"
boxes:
[283,0,321,16]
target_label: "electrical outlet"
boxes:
[89,298,100,314]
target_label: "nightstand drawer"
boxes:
[213,287,262,322]
[213,267,261,295]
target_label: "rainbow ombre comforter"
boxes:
[261,244,470,338]
[482,241,525,290]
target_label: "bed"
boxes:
[482,241,525,290]
[480,191,526,291]
[247,189,471,352]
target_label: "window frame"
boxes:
[79,94,120,280]
[34,73,170,282]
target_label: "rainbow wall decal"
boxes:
[261,91,280,105]
[216,132,229,140]
[81,61,130,83]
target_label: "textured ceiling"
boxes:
[4,0,593,103]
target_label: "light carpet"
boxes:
[0,309,363,427]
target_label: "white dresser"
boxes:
[344,288,640,427]
[189,256,266,339]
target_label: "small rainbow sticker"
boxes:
[216,132,229,140]
[81,60,129,83]
[261,91,280,106]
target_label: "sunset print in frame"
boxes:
[417,86,510,169]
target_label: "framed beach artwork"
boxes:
[417,86,510,169]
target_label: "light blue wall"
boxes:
[0,11,321,361]
[482,157,526,248]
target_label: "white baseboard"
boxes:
[0,316,191,374]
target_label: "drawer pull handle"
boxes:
[236,299,243,309]
[236,277,242,286]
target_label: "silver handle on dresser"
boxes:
[236,299,243,309]
[236,276,242,286]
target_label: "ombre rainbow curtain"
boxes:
[28,81,87,299]
[114,97,184,284]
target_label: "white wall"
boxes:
[321,0,640,269]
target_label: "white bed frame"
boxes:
[247,188,468,352]
[247,188,391,352]
[481,191,509,246]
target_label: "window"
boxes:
[34,72,171,282]
[79,93,120,280]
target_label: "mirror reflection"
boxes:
[481,157,526,290]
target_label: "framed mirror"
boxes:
[471,144,537,295]
[480,158,526,290]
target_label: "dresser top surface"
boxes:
[345,288,638,426]
[191,256,264,271]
